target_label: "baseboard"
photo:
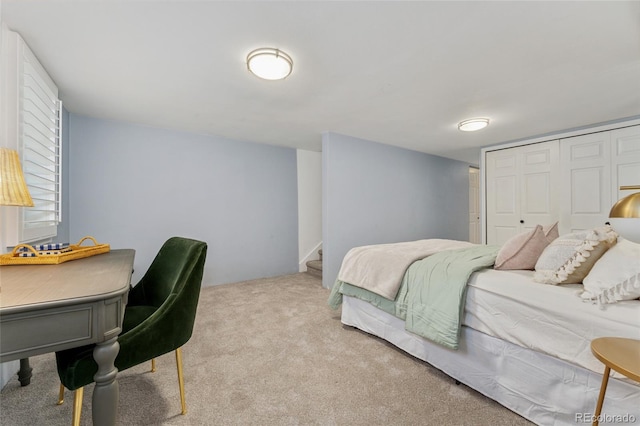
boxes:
[0,360,18,389]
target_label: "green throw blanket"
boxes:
[329,245,499,350]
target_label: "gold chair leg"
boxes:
[72,387,84,426]
[175,348,187,415]
[57,383,65,405]
[151,358,156,373]
[593,366,611,426]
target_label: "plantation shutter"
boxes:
[18,36,62,243]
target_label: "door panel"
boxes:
[486,150,519,245]
[523,172,550,214]
[611,126,640,203]
[560,132,611,233]
[519,141,560,233]
[485,140,559,245]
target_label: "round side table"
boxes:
[590,337,640,426]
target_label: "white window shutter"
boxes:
[5,31,62,244]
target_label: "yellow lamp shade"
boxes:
[0,147,34,207]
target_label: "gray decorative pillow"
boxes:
[533,225,618,285]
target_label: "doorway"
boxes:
[469,167,481,244]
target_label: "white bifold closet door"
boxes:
[485,140,560,245]
[559,125,640,235]
[559,131,612,234]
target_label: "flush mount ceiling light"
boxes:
[458,118,490,132]
[247,48,293,81]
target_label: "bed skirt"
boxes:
[342,295,640,426]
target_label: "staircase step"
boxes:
[306,267,322,279]
[306,259,322,279]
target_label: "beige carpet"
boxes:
[0,273,531,425]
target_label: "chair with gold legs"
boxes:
[55,237,207,426]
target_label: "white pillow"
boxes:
[533,225,618,285]
[581,238,640,304]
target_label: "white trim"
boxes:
[297,149,322,272]
[481,118,640,154]
[299,241,322,272]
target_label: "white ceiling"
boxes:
[2,1,639,164]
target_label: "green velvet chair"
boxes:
[55,237,207,426]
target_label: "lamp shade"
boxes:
[608,186,640,243]
[0,147,34,207]
[609,190,640,218]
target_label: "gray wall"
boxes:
[67,114,299,286]
[322,132,470,289]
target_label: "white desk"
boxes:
[0,249,135,426]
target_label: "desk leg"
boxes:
[593,366,610,426]
[92,337,120,426]
[18,358,33,386]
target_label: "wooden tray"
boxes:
[0,236,110,266]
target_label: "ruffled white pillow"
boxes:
[533,225,618,285]
[581,238,640,304]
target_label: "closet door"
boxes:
[611,125,640,203]
[560,132,611,234]
[486,140,559,245]
[519,141,560,235]
[486,148,520,245]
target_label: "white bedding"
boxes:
[337,239,474,299]
[465,269,640,376]
[338,264,640,425]
[342,296,640,426]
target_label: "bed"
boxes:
[328,233,640,426]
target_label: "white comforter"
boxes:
[466,268,640,376]
[337,239,474,300]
